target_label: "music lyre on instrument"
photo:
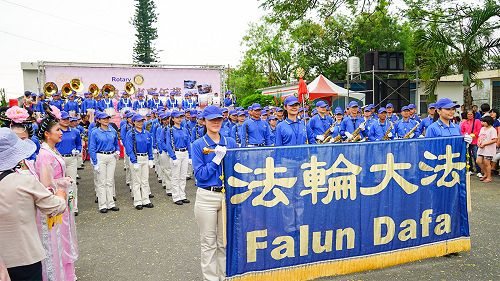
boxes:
[202,147,215,154]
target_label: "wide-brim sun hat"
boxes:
[0,127,36,171]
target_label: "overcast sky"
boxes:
[0,0,263,98]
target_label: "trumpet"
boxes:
[88,83,100,97]
[70,78,83,92]
[202,147,215,154]
[124,82,136,96]
[61,83,72,98]
[101,84,116,98]
[43,82,58,97]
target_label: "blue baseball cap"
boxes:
[190,111,198,118]
[137,92,144,97]
[237,111,246,116]
[221,108,229,113]
[316,100,327,108]
[408,104,416,109]
[251,103,262,110]
[170,91,176,96]
[378,107,387,114]
[184,93,191,97]
[159,113,168,119]
[53,91,61,97]
[203,105,223,120]
[428,103,436,109]
[401,106,410,111]
[69,117,78,122]
[165,111,171,118]
[151,92,159,96]
[284,96,299,106]
[125,111,135,119]
[386,103,394,108]
[275,107,284,112]
[229,109,237,116]
[364,106,371,112]
[31,92,37,97]
[434,98,459,109]
[334,107,343,115]
[171,110,184,118]
[96,112,110,119]
[60,111,70,119]
[261,110,269,115]
[236,107,244,111]
[348,101,359,108]
[226,90,232,95]
[132,114,145,122]
[268,115,277,121]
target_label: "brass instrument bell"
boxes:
[88,83,100,98]
[43,82,58,97]
[70,78,83,92]
[61,83,72,98]
[124,82,136,96]
[101,84,116,98]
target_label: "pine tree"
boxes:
[131,0,159,64]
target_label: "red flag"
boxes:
[297,77,308,102]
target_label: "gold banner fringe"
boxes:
[228,238,471,281]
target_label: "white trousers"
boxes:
[159,152,171,192]
[96,153,116,210]
[194,188,226,281]
[171,151,188,202]
[154,151,159,174]
[156,152,163,181]
[125,155,131,185]
[131,155,151,206]
[63,156,78,212]
[77,153,83,167]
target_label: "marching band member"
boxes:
[158,111,173,194]
[121,111,135,187]
[221,108,229,127]
[307,100,333,144]
[55,111,82,215]
[182,93,197,109]
[133,93,148,111]
[192,105,237,281]
[426,98,471,141]
[125,114,154,210]
[368,108,394,141]
[340,101,364,141]
[166,110,191,205]
[89,112,120,213]
[408,104,421,122]
[186,109,198,134]
[268,115,277,145]
[69,116,84,173]
[224,91,233,107]
[394,106,421,139]
[98,92,114,112]
[326,106,344,142]
[192,114,206,143]
[34,93,48,115]
[241,103,272,147]
[118,91,133,113]
[386,103,399,123]
[230,111,245,147]
[155,113,168,185]
[275,96,308,146]
[275,107,284,122]
[64,93,80,117]
[148,92,163,110]
[35,107,79,280]
[418,103,436,136]
[226,110,238,131]
[81,92,97,116]
[49,92,64,111]
[260,109,269,121]
[166,92,179,109]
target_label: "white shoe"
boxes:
[477,172,483,178]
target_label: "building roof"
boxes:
[440,69,500,82]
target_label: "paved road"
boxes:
[75,161,499,281]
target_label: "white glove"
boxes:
[388,132,393,138]
[409,133,415,139]
[359,123,366,131]
[316,135,325,141]
[114,151,120,159]
[133,163,140,170]
[93,164,100,173]
[345,132,353,140]
[464,134,472,144]
[172,159,180,166]
[329,126,336,132]
[153,149,158,154]
[71,149,79,156]
[418,134,424,138]
[188,159,192,165]
[212,145,227,165]
[148,160,154,168]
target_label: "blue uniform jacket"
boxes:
[241,118,272,147]
[64,101,80,113]
[165,125,191,160]
[88,127,120,165]
[425,120,461,138]
[125,128,153,163]
[117,98,133,111]
[275,118,308,146]
[56,127,82,155]
[132,100,148,110]
[395,119,421,138]
[368,120,394,141]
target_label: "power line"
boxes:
[0,29,74,52]
[0,0,128,37]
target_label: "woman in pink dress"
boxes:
[35,106,78,281]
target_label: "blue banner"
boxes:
[224,137,470,280]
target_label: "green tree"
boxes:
[415,0,500,109]
[226,55,269,101]
[131,0,160,64]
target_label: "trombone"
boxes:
[43,82,58,97]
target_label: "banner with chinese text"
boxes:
[224,137,471,281]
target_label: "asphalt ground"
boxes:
[75,160,500,281]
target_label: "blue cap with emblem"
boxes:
[348,101,359,108]
[401,106,410,111]
[132,114,145,122]
[378,107,387,114]
[334,107,343,115]
[284,96,299,106]
[203,105,223,120]
[316,100,327,108]
[434,98,459,109]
